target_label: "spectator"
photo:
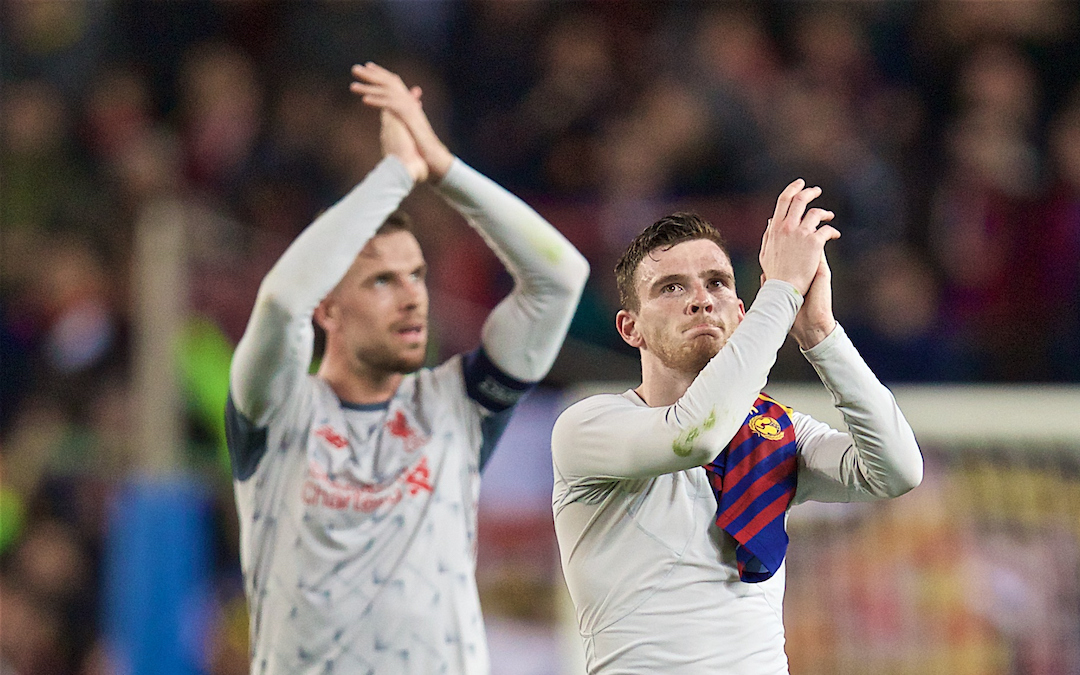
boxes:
[1038,86,1080,381]
[845,244,977,382]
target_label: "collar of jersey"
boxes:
[339,399,391,411]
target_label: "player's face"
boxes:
[619,239,745,375]
[325,230,429,375]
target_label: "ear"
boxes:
[615,309,645,349]
[314,297,335,332]
[737,299,745,320]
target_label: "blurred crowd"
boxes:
[2,1,1080,673]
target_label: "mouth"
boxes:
[394,323,426,342]
[684,322,722,337]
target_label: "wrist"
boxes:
[424,146,454,182]
[793,318,836,350]
[392,153,428,183]
[400,111,453,182]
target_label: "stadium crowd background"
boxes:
[2,1,1080,673]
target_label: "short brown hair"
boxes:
[376,210,413,236]
[614,212,729,311]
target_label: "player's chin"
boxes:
[685,338,722,371]
[396,344,428,373]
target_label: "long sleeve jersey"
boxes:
[551,280,922,675]
[226,156,588,675]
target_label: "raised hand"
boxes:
[790,251,837,349]
[758,179,840,296]
[350,62,454,181]
[376,107,428,183]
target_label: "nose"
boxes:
[687,283,713,315]
[401,278,426,310]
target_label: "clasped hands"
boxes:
[759,179,840,350]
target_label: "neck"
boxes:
[635,354,698,407]
[318,357,403,405]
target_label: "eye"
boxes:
[662,283,682,294]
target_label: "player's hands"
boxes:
[377,107,428,183]
[790,251,837,349]
[758,179,840,296]
[351,62,454,181]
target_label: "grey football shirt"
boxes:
[552,282,923,674]
[228,350,525,674]
[228,154,589,675]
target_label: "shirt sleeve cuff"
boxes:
[379,154,417,188]
[758,279,804,311]
[799,322,845,360]
[431,156,465,190]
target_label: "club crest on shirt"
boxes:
[385,410,428,453]
[748,414,784,441]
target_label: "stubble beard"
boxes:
[358,341,427,377]
[653,334,723,377]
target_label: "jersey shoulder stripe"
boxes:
[462,347,534,412]
[225,393,268,481]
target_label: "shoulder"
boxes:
[389,360,465,419]
[558,392,635,419]
[553,392,635,439]
[418,356,462,388]
[406,352,524,416]
[226,375,320,482]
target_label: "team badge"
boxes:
[748,414,784,441]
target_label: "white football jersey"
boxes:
[551,284,924,674]
[229,351,525,675]
[226,154,588,675]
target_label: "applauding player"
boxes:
[552,185,922,673]
[227,63,589,675]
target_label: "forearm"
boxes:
[259,156,414,312]
[231,156,415,421]
[435,159,589,381]
[796,325,923,501]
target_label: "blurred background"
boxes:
[2,1,1080,673]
